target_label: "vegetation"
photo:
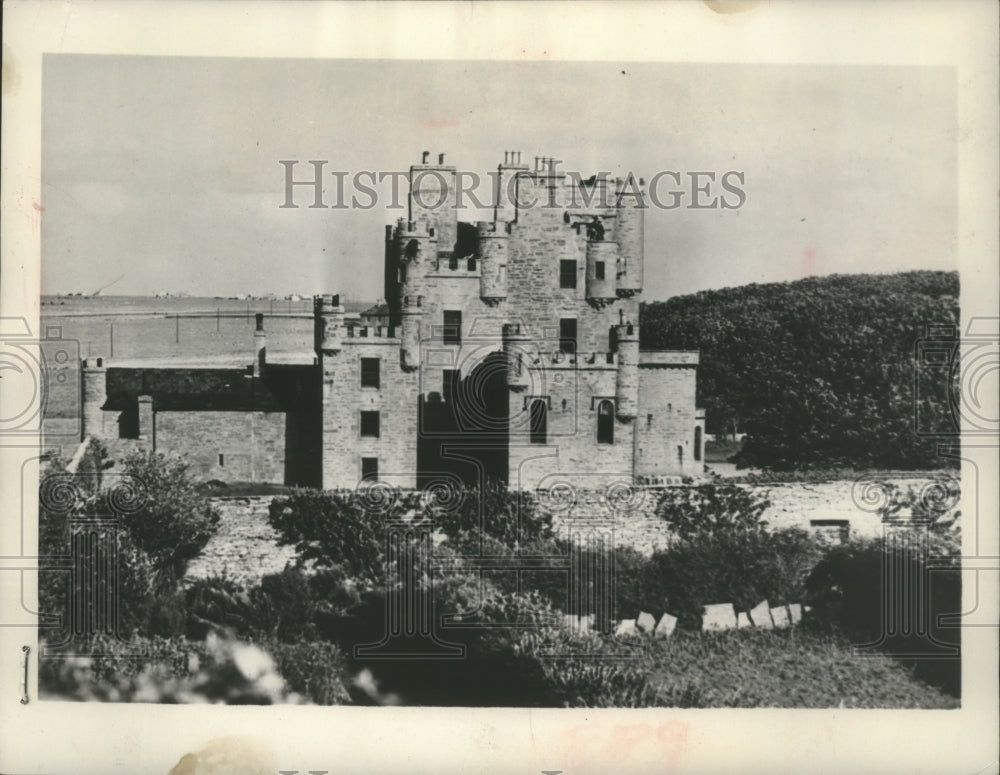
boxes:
[40,478,959,707]
[641,270,959,470]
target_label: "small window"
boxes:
[529,399,548,445]
[361,357,380,389]
[361,411,380,438]
[443,310,462,344]
[559,318,577,354]
[361,457,379,481]
[560,259,577,289]
[595,261,605,280]
[597,400,614,444]
[694,426,702,461]
[218,453,225,467]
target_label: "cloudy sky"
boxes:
[41,55,956,302]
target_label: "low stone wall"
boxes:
[184,473,957,583]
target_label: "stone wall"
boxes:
[184,496,297,586]
[635,363,701,478]
[155,410,286,483]
[183,477,954,585]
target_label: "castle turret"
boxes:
[614,320,639,420]
[314,294,343,355]
[253,313,267,377]
[400,293,424,371]
[502,323,531,391]
[585,239,618,308]
[409,152,457,255]
[397,219,436,298]
[615,176,645,297]
[477,221,509,306]
[81,356,108,440]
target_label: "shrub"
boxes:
[805,531,961,696]
[642,527,823,629]
[266,640,351,705]
[268,489,427,588]
[655,484,771,540]
[100,451,220,579]
[431,483,554,549]
[38,633,305,704]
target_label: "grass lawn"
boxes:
[643,628,958,708]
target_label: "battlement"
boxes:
[395,218,438,239]
[476,220,512,236]
[434,255,479,273]
[412,151,456,171]
[313,293,342,310]
[344,324,400,341]
[82,356,107,370]
[529,351,619,368]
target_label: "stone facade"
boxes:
[79,152,704,491]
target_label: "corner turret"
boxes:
[477,221,509,305]
[314,294,343,355]
[614,317,639,420]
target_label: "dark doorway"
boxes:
[417,352,509,488]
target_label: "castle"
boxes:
[79,152,704,491]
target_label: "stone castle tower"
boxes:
[315,151,704,491]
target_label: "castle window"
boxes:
[361,357,380,389]
[597,400,614,444]
[218,453,225,467]
[361,457,379,481]
[560,260,577,289]
[529,399,548,444]
[361,411,380,438]
[694,426,702,461]
[595,261,605,280]
[559,318,577,354]
[443,310,462,344]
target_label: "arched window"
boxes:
[694,426,702,461]
[597,400,614,445]
[529,399,547,444]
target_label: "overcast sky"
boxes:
[41,56,956,302]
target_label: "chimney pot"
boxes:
[422,151,430,163]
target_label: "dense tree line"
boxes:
[640,271,959,470]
